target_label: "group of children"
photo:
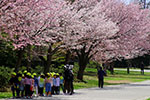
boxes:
[9,70,64,99]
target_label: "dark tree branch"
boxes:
[39,56,46,62]
[75,49,81,58]
[88,50,99,60]
[51,44,62,55]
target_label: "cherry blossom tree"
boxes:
[92,0,150,74]
[61,0,150,79]
[0,0,66,48]
[0,0,67,71]
[98,0,150,61]
[1,0,150,77]
[59,0,119,80]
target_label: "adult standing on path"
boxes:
[97,67,106,88]
[141,62,144,75]
[64,64,74,95]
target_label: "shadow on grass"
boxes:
[104,82,127,85]
[84,71,96,76]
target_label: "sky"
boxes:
[124,0,132,4]
[122,0,133,4]
[123,0,150,4]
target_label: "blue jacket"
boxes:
[98,70,105,79]
[34,77,38,86]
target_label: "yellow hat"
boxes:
[12,72,16,76]
[33,73,37,76]
[56,73,59,76]
[47,73,50,76]
[31,75,34,78]
[29,73,31,76]
[23,70,27,73]
[41,73,44,76]
[27,72,31,76]
[18,71,22,74]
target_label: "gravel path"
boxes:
[5,80,150,100]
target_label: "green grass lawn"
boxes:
[1,68,150,99]
[0,92,12,99]
[74,68,150,89]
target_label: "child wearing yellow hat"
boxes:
[9,72,17,98]
[38,73,45,96]
[59,73,64,93]
[20,74,25,97]
[56,73,60,94]
[33,73,38,97]
[30,75,34,98]
[45,73,52,97]
[24,72,32,99]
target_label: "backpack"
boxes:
[64,69,73,81]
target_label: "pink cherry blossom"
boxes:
[94,0,150,62]
[0,0,67,49]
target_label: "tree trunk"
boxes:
[109,63,114,75]
[15,49,24,71]
[44,56,52,74]
[27,45,32,71]
[77,66,86,81]
[44,44,52,74]
[65,50,71,64]
[76,45,92,81]
[127,66,130,74]
[110,65,114,75]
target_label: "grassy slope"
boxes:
[1,68,150,99]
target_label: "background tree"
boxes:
[94,0,150,73]
[60,0,119,81]
[0,0,67,71]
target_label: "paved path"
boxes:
[6,80,150,100]
[115,68,150,72]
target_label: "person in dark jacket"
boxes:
[97,67,106,88]
[64,64,74,95]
